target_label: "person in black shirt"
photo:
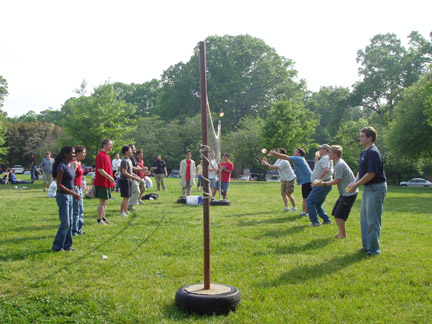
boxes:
[152,155,168,191]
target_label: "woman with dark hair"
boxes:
[51,146,81,252]
[30,153,37,181]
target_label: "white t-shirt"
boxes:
[112,158,122,171]
[274,159,296,182]
[209,159,218,180]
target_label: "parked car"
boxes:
[83,165,95,174]
[237,175,255,181]
[24,171,31,175]
[86,171,96,178]
[400,178,431,187]
[12,165,25,174]
[266,175,281,182]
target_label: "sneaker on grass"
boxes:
[290,207,298,212]
[97,219,106,225]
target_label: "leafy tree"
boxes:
[388,69,432,160]
[156,34,304,127]
[113,80,161,117]
[224,115,264,175]
[5,122,64,167]
[60,82,136,161]
[261,100,318,154]
[351,32,432,124]
[0,75,8,159]
[127,114,202,171]
[305,86,364,145]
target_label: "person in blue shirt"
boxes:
[9,169,33,184]
[347,127,387,256]
[268,147,312,216]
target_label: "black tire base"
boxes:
[175,283,240,315]
[210,200,231,206]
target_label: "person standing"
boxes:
[152,155,168,191]
[306,144,334,226]
[219,153,234,200]
[262,148,297,212]
[268,147,312,216]
[127,144,147,211]
[51,146,81,252]
[71,145,86,236]
[196,160,203,191]
[136,150,151,204]
[179,151,196,197]
[41,152,54,192]
[111,153,121,191]
[313,145,358,239]
[119,146,141,216]
[30,153,37,181]
[347,127,387,256]
[94,138,115,225]
[208,151,219,199]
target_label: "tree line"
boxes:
[1,33,431,184]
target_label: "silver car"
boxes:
[400,178,431,187]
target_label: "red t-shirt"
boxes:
[74,162,84,186]
[137,158,146,179]
[94,150,113,188]
[220,161,234,182]
[186,160,191,180]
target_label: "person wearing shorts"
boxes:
[268,147,312,216]
[262,148,297,212]
[314,145,358,239]
[119,146,141,216]
[219,153,234,200]
[94,139,115,225]
[208,151,219,199]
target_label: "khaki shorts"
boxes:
[43,173,53,185]
[281,179,295,194]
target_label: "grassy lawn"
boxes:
[1,175,431,323]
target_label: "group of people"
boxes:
[50,139,172,252]
[262,126,387,256]
[180,150,234,200]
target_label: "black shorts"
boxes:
[119,179,132,198]
[331,194,357,221]
[301,183,312,199]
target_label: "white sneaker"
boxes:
[283,207,290,212]
[290,207,298,212]
[300,212,308,216]
[118,212,127,217]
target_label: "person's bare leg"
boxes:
[302,198,308,213]
[281,192,288,208]
[97,199,107,220]
[335,218,347,239]
[287,193,296,209]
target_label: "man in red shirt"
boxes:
[219,153,234,200]
[94,138,115,225]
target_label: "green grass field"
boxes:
[1,176,431,323]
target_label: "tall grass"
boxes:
[0,176,431,323]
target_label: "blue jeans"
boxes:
[306,185,332,224]
[52,192,73,250]
[73,186,84,233]
[30,165,36,180]
[360,182,387,254]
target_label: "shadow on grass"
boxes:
[254,225,307,241]
[237,213,302,226]
[0,224,58,233]
[275,237,333,254]
[0,234,53,247]
[260,252,364,286]
[26,211,167,289]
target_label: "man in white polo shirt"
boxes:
[262,148,297,212]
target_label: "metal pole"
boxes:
[199,41,211,289]
[217,120,222,200]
